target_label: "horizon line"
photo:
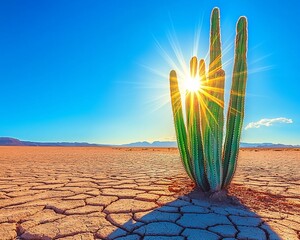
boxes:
[0,136,299,147]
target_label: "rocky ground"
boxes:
[0,147,299,240]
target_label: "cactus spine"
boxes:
[169,8,248,192]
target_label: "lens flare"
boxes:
[136,15,270,117]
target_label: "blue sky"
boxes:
[0,0,299,145]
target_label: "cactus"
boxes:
[169,8,248,192]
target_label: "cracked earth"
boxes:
[0,147,299,240]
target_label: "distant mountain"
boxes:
[121,141,177,148]
[0,137,24,146]
[121,141,299,148]
[0,137,299,148]
[240,142,300,148]
[0,137,106,147]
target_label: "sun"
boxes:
[184,76,201,92]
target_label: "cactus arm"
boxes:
[169,70,195,180]
[190,94,209,191]
[202,7,223,191]
[209,7,222,75]
[185,56,198,132]
[187,57,209,191]
[222,17,248,188]
[199,59,208,143]
[199,59,207,83]
[186,57,197,169]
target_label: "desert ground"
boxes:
[0,147,299,240]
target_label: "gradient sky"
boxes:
[0,1,299,145]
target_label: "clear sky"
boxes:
[0,0,299,145]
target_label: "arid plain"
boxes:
[0,147,299,239]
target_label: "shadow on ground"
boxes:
[105,189,281,240]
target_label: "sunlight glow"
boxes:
[185,76,201,92]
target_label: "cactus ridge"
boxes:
[169,8,248,192]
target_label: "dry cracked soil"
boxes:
[0,147,299,240]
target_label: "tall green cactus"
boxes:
[169,7,248,192]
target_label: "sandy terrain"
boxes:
[0,147,299,240]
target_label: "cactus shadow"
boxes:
[105,189,281,240]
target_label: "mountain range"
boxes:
[0,137,104,147]
[0,137,299,148]
[120,141,299,148]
